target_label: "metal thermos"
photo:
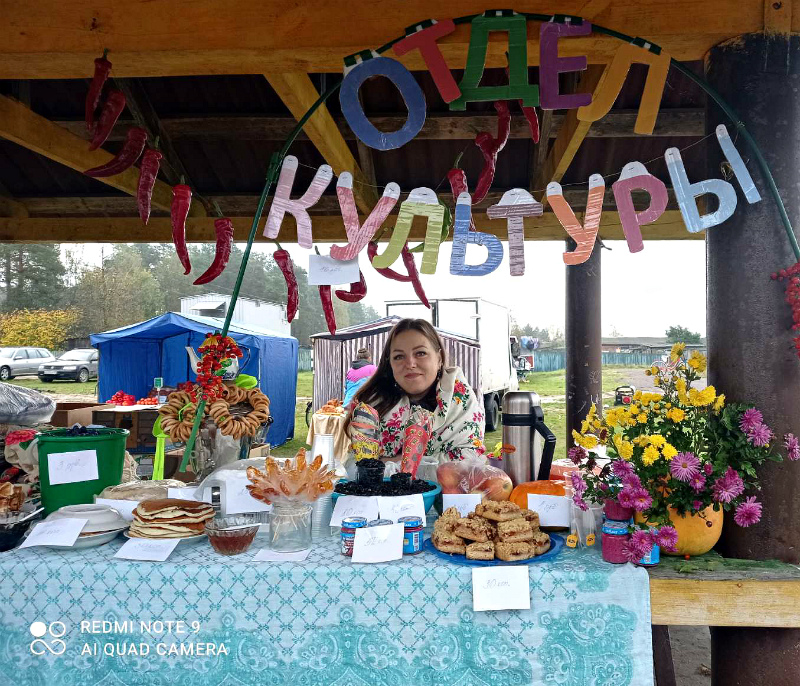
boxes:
[501,391,556,486]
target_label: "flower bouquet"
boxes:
[569,343,797,562]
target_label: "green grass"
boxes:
[6,378,98,396]
[296,370,313,398]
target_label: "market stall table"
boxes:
[0,531,655,686]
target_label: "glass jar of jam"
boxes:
[341,516,368,556]
[398,515,423,555]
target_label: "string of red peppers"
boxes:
[771,262,800,359]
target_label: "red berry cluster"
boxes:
[192,333,243,403]
[771,261,800,359]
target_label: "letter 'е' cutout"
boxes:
[539,21,593,110]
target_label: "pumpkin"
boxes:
[636,504,723,556]
[510,480,565,509]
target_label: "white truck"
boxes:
[385,298,518,431]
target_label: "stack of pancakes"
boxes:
[129,499,215,539]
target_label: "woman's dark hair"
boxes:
[354,318,446,417]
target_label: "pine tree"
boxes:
[0,244,66,311]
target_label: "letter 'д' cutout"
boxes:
[486,189,543,275]
[264,156,332,248]
[547,175,605,265]
[450,192,503,276]
[340,55,426,150]
[393,19,461,103]
[372,188,444,274]
[330,173,401,262]
[665,147,737,233]
[612,162,668,253]
[539,20,593,110]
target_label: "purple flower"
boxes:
[712,467,745,504]
[734,496,762,527]
[622,539,644,563]
[692,500,703,511]
[784,433,800,461]
[631,487,653,512]
[622,472,642,489]
[612,460,635,480]
[631,528,655,552]
[572,493,589,511]
[689,473,706,492]
[739,408,764,433]
[570,471,588,495]
[703,463,713,476]
[618,488,636,509]
[654,526,679,552]
[670,452,700,482]
[599,483,609,492]
[568,445,588,465]
[746,423,773,448]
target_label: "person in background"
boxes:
[343,347,377,406]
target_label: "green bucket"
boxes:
[37,428,129,514]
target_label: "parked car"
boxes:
[38,349,99,383]
[0,347,55,381]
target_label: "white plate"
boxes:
[123,531,207,546]
[21,526,127,550]
[47,504,128,534]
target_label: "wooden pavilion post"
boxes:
[705,31,800,685]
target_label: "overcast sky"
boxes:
[67,238,706,338]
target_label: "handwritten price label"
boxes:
[527,494,570,527]
[471,567,531,611]
[115,537,180,562]
[307,255,360,286]
[352,523,404,563]
[224,474,272,515]
[442,494,482,517]
[20,518,88,549]
[377,494,426,526]
[47,449,99,485]
[329,496,380,527]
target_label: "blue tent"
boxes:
[90,312,298,446]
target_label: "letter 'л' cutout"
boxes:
[612,162,668,253]
[539,20,593,110]
[450,192,503,276]
[548,176,605,265]
[393,19,461,103]
[340,55,426,150]
[665,147,737,233]
[486,188,543,275]
[372,188,444,273]
[264,156,332,248]
[330,173,401,262]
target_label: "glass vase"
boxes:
[268,502,312,552]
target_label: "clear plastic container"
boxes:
[269,502,312,552]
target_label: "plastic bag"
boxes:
[437,458,513,501]
[0,384,55,426]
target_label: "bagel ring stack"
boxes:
[158,390,199,443]
[208,385,271,441]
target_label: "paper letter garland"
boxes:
[577,43,670,135]
[450,192,503,276]
[340,56,426,151]
[393,19,461,103]
[611,162,668,253]
[539,21,593,110]
[715,124,762,204]
[486,188,543,275]
[330,173,401,261]
[263,156,333,248]
[547,175,605,265]
[371,188,444,274]
[450,11,539,111]
[666,147,737,233]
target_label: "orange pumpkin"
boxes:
[636,505,723,556]
[510,480,566,509]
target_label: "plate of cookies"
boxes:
[425,500,564,566]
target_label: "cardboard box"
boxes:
[90,407,159,451]
[51,402,109,428]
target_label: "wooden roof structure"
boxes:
[0,0,783,245]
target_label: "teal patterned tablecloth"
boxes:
[0,530,653,686]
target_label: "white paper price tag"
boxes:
[224,474,273,515]
[442,494,482,517]
[308,255,360,286]
[47,449,99,485]
[472,567,531,612]
[20,518,88,549]
[254,548,310,562]
[330,496,379,527]
[528,494,571,527]
[377,494,426,526]
[95,498,139,522]
[114,538,180,562]
[352,522,404,563]
[167,487,209,501]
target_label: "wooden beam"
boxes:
[765,0,793,34]
[53,109,705,143]
[265,73,379,214]
[0,94,174,211]
[0,0,768,77]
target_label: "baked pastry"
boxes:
[453,517,491,543]
[466,541,495,561]
[497,517,534,543]
[531,531,551,556]
[495,541,534,562]
[0,483,23,513]
[518,509,541,528]
[432,531,466,554]
[475,500,522,522]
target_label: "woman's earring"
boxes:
[436,367,442,381]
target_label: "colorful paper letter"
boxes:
[539,21,593,110]
[715,124,761,204]
[263,156,332,248]
[577,42,670,135]
[340,56,426,150]
[612,162,668,253]
[450,11,540,111]
[547,175,605,265]
[330,174,401,261]
[486,188,543,275]
[371,188,444,274]
[450,192,503,276]
[393,19,461,103]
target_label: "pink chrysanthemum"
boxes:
[572,493,589,511]
[703,463,714,476]
[631,528,655,553]
[568,445,587,465]
[617,488,636,510]
[654,526,678,552]
[712,467,745,504]
[599,482,609,492]
[692,500,703,511]
[571,471,588,495]
[622,472,641,489]
[622,539,643,563]
[631,487,653,512]
[739,408,764,433]
[670,452,700,482]
[746,423,773,448]
[689,473,706,492]
[612,460,635,480]
[784,433,800,461]
[733,496,762,527]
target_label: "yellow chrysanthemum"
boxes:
[676,378,687,393]
[662,443,678,459]
[613,433,623,451]
[690,386,717,407]
[643,445,660,465]
[634,390,643,401]
[581,420,590,434]
[688,350,707,373]
[650,365,659,375]
[670,342,686,361]
[653,403,661,411]
[619,441,634,460]
[572,430,598,450]
[668,407,686,423]
[713,393,726,413]
[665,403,672,409]
[649,435,666,448]
[637,413,647,424]
[628,404,639,414]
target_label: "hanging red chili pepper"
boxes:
[273,249,298,323]
[137,147,162,225]
[319,285,337,335]
[85,50,112,134]
[171,184,193,275]
[88,89,127,151]
[520,104,540,143]
[194,218,234,285]
[473,100,511,203]
[335,271,367,303]
[85,126,147,177]
[367,242,431,309]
